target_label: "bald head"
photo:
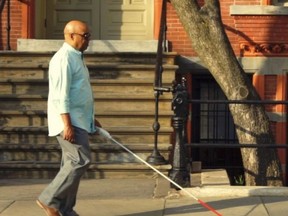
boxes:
[64,20,87,35]
[63,20,91,52]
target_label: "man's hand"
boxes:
[63,125,75,143]
[95,119,102,128]
[61,113,75,143]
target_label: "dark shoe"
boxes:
[61,210,79,216]
[36,199,60,216]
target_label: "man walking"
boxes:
[36,20,101,216]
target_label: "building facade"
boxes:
[0,0,287,183]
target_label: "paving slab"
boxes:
[0,199,165,216]
[182,186,288,198]
[0,201,43,216]
[1,177,288,216]
[262,196,288,216]
[164,197,268,216]
[75,199,165,216]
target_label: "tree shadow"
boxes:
[234,121,283,186]
[121,196,288,216]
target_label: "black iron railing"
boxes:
[147,0,288,187]
[171,94,288,186]
[147,0,170,165]
[0,0,11,50]
[0,0,6,12]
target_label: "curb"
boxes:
[180,186,288,198]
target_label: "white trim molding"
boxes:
[230,5,288,15]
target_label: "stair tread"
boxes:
[0,78,173,85]
[0,143,172,150]
[0,109,173,116]
[0,64,48,68]
[0,63,177,68]
[0,94,172,100]
[0,126,173,132]
[0,161,172,170]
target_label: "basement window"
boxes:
[273,0,288,6]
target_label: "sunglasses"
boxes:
[72,32,91,40]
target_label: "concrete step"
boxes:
[0,161,172,179]
[0,63,176,82]
[0,110,173,128]
[0,126,173,144]
[0,81,174,99]
[0,95,172,114]
[17,39,160,53]
[0,65,48,79]
[1,51,177,66]
[0,143,172,163]
[0,97,172,116]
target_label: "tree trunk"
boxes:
[170,0,283,186]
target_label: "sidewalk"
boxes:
[0,176,288,216]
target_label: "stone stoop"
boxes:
[17,39,159,53]
[190,169,231,187]
[0,46,178,179]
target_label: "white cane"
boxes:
[97,127,222,216]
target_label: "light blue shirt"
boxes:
[47,42,96,136]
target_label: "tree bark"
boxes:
[170,0,283,186]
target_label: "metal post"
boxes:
[169,77,190,187]
[284,98,288,186]
[0,0,6,13]
[147,89,167,164]
[147,0,167,165]
[6,0,11,50]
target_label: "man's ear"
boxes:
[64,33,73,41]
[69,33,74,40]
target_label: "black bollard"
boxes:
[169,77,190,188]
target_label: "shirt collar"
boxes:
[63,42,82,56]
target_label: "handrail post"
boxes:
[286,100,288,185]
[147,0,168,165]
[0,0,6,12]
[6,0,11,50]
[169,77,190,187]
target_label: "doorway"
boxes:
[43,0,154,40]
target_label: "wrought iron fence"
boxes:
[169,79,288,186]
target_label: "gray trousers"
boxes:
[38,126,91,216]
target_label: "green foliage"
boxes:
[234,175,245,185]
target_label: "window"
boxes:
[190,75,243,184]
[273,0,288,6]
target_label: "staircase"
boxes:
[0,51,178,179]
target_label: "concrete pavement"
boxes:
[1,176,288,216]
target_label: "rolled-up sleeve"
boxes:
[57,56,72,114]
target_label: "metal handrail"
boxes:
[147,0,168,164]
[153,2,166,88]
[6,0,11,50]
[0,0,11,50]
[0,0,5,13]
[187,143,288,148]
[188,99,288,105]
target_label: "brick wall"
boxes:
[0,0,22,50]
[166,0,288,57]
[166,0,242,56]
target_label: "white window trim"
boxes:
[230,5,288,15]
[273,0,288,6]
